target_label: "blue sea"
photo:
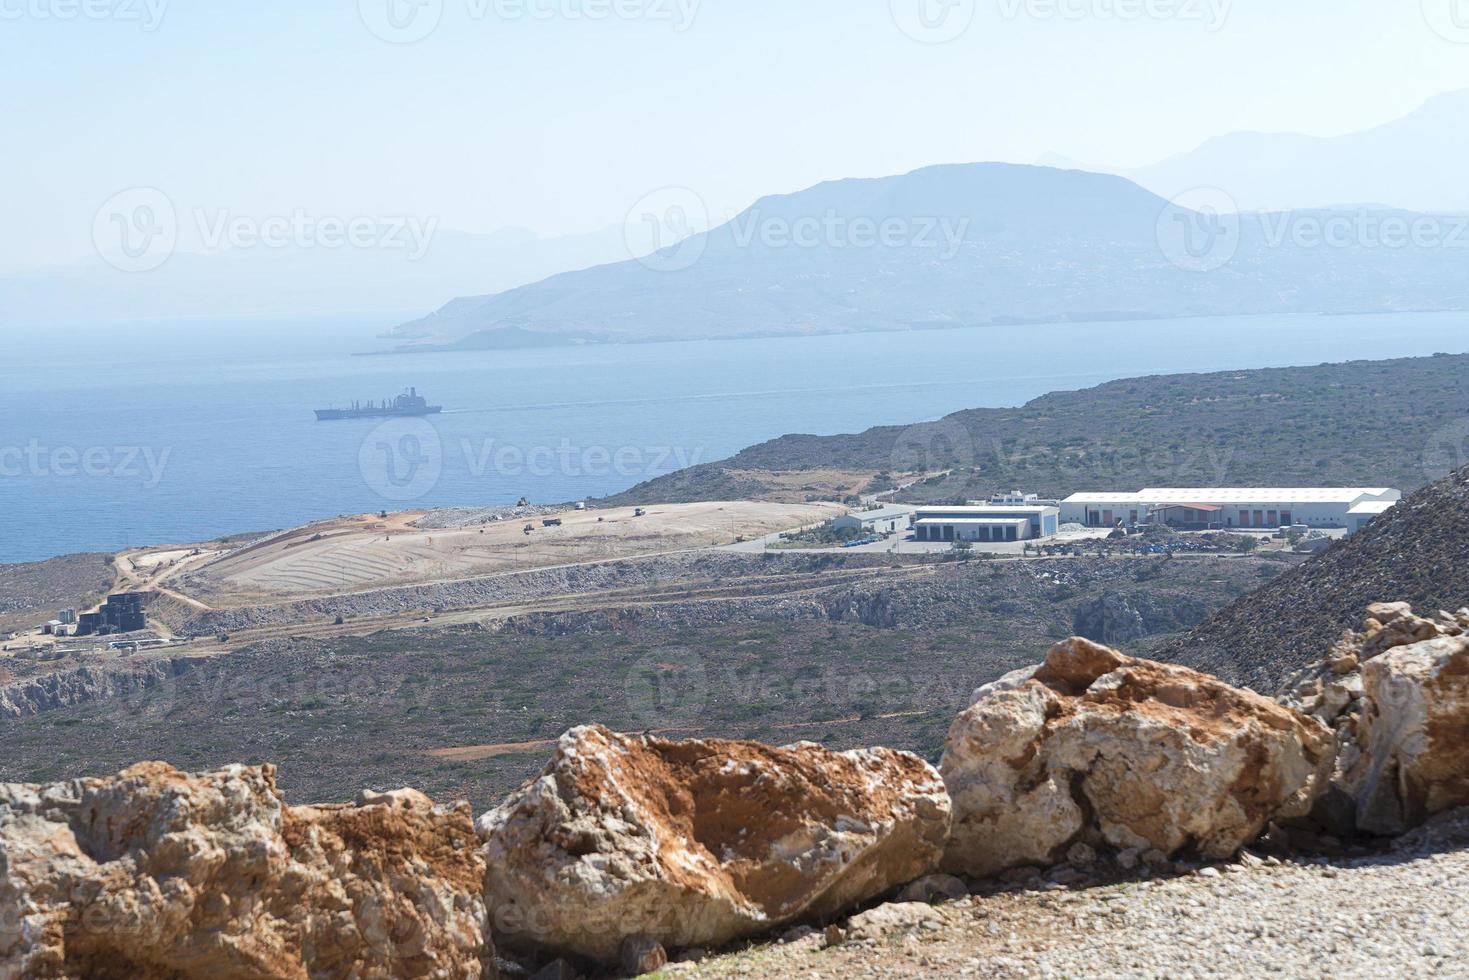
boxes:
[2,311,1467,563]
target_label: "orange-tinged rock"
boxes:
[477,725,950,963]
[941,638,1335,877]
[0,763,489,979]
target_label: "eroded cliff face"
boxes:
[0,657,206,720]
[0,763,489,980]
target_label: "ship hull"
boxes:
[314,407,443,421]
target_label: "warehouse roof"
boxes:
[914,504,1059,515]
[1063,488,1400,505]
[915,517,1030,526]
[838,507,913,523]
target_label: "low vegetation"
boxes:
[603,352,1469,506]
[0,556,1281,809]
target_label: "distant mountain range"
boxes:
[391,160,1469,350]
[0,224,653,327]
[1121,90,1469,214]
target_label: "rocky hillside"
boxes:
[0,552,114,635]
[603,352,1469,506]
[8,614,1469,978]
[1162,464,1469,693]
[0,556,1274,805]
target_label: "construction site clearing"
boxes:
[1,495,1322,678]
[182,500,845,602]
[1,501,846,662]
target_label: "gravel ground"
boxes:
[668,813,1469,979]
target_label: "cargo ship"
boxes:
[314,388,443,421]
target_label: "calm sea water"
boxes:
[2,311,1466,563]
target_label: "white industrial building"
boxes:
[913,503,1061,543]
[831,506,913,535]
[1059,488,1401,533]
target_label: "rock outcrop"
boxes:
[1071,592,1210,647]
[941,638,1334,877]
[1351,633,1469,834]
[0,656,207,720]
[0,763,488,979]
[477,725,950,964]
[1284,602,1469,836]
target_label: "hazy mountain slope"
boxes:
[0,225,639,327]
[1126,90,1469,212]
[395,162,1469,347]
[1160,464,1469,694]
[602,352,1469,506]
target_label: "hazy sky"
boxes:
[5,0,1469,270]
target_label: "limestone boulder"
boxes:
[477,725,950,963]
[941,638,1335,877]
[1347,634,1469,835]
[0,763,488,979]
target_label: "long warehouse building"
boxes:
[1059,488,1401,532]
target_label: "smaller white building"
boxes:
[1347,499,1396,533]
[832,506,912,535]
[913,504,1061,542]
